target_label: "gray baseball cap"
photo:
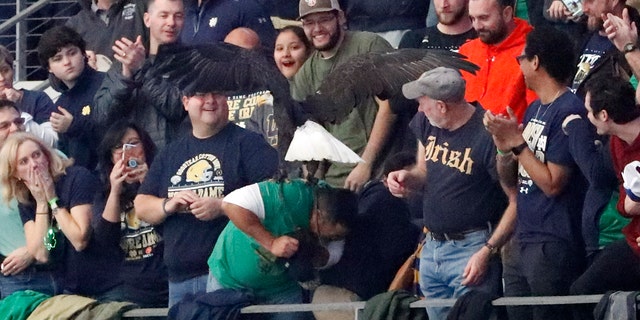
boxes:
[402,67,466,102]
[298,0,341,20]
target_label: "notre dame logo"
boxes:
[168,154,224,198]
[186,159,213,183]
[424,136,474,175]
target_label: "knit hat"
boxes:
[298,0,341,20]
[402,67,466,102]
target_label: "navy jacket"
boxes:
[181,0,276,49]
[50,66,104,170]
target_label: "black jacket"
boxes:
[93,58,186,149]
[339,0,428,33]
[319,181,420,299]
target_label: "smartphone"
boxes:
[121,143,138,168]
[561,0,583,19]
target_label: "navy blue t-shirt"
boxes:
[19,166,121,296]
[93,186,168,307]
[138,123,278,282]
[410,103,507,233]
[516,91,587,244]
[572,33,613,90]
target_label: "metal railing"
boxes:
[0,0,79,81]
[120,294,608,318]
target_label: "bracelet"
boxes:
[496,148,513,156]
[36,212,49,215]
[162,198,171,216]
[48,197,59,209]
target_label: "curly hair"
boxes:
[37,25,86,70]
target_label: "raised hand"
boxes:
[109,158,129,194]
[604,9,638,52]
[113,36,146,79]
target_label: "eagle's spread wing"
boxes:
[303,49,479,124]
[149,44,479,173]
[149,43,298,162]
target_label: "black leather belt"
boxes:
[429,226,488,241]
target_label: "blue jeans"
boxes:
[168,274,208,308]
[0,267,56,299]
[419,229,502,320]
[208,271,307,320]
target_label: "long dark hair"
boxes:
[278,25,312,53]
[97,120,156,203]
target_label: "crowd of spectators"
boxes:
[2,0,640,319]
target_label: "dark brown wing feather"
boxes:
[303,49,479,124]
[148,43,298,162]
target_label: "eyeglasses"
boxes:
[112,140,141,154]
[0,117,25,131]
[189,92,228,102]
[515,54,528,65]
[301,14,337,28]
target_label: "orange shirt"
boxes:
[458,18,537,122]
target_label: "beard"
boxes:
[478,20,509,45]
[314,25,342,51]
[587,15,604,31]
[437,6,468,25]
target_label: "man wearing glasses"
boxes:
[290,0,395,193]
[0,101,56,148]
[485,27,589,320]
[135,90,278,307]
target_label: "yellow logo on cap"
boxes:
[82,105,91,116]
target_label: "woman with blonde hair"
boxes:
[0,132,123,300]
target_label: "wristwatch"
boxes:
[624,42,638,54]
[484,242,499,255]
[511,142,528,156]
